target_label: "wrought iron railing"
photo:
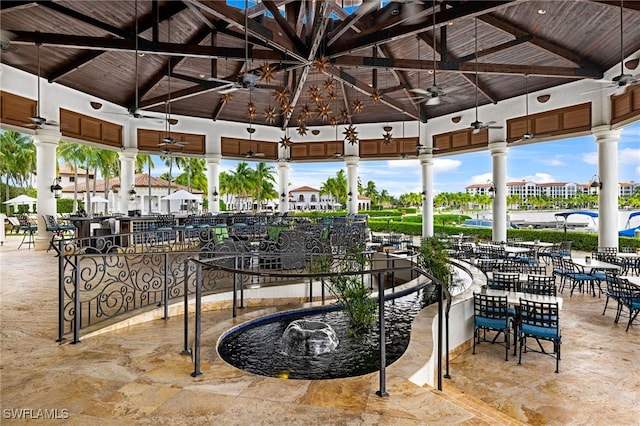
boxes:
[56,219,369,343]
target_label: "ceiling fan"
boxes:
[585,0,638,94]
[102,1,164,123]
[409,0,460,106]
[158,18,187,151]
[206,0,263,95]
[512,75,537,144]
[27,43,59,129]
[468,18,502,134]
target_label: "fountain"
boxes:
[280,319,339,356]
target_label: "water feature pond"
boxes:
[218,284,437,380]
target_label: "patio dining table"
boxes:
[484,288,564,309]
[571,257,620,273]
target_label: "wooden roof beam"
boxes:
[326,0,378,46]
[262,0,306,53]
[327,1,514,58]
[281,0,332,129]
[330,55,603,79]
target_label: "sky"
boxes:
[155,121,640,197]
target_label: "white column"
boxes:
[490,141,508,243]
[345,156,359,214]
[205,154,221,213]
[593,125,621,248]
[419,151,434,238]
[33,129,61,250]
[118,149,137,214]
[277,160,290,213]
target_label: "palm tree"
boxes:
[251,162,276,211]
[227,162,254,210]
[57,141,88,213]
[1,130,35,203]
[362,180,379,206]
[175,157,207,192]
[136,154,154,213]
[96,148,120,198]
[319,169,348,206]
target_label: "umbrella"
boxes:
[91,195,109,203]
[3,194,37,205]
[3,194,37,214]
[161,190,201,201]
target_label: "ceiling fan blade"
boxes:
[410,88,429,95]
[219,86,240,95]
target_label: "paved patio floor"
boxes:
[1,235,638,425]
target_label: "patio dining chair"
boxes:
[521,274,557,296]
[17,214,37,249]
[612,279,640,332]
[43,215,75,252]
[488,271,520,292]
[602,273,624,317]
[562,258,600,297]
[473,293,511,361]
[517,298,561,373]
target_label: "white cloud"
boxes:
[510,173,556,183]
[538,157,564,166]
[619,147,640,166]
[467,172,493,185]
[581,151,598,165]
[434,158,462,174]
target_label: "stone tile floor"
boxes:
[1,236,639,425]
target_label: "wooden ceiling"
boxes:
[2,0,640,133]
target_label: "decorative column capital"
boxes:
[32,129,62,146]
[489,140,508,156]
[344,155,360,166]
[418,151,433,165]
[118,148,138,160]
[204,153,222,164]
[592,125,622,143]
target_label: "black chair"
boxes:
[473,293,511,361]
[517,298,562,373]
[602,273,624,317]
[520,265,547,275]
[521,274,557,296]
[17,214,37,249]
[43,215,75,252]
[612,278,640,332]
[488,271,520,292]
[562,258,600,297]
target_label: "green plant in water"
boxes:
[328,275,377,336]
[327,245,377,336]
[416,236,456,310]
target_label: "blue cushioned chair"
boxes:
[517,298,561,373]
[473,293,511,361]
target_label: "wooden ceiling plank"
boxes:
[39,2,133,39]
[480,14,603,74]
[590,0,640,12]
[262,0,306,53]
[0,1,36,12]
[329,68,420,121]
[379,44,421,112]
[47,50,106,83]
[326,1,514,58]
